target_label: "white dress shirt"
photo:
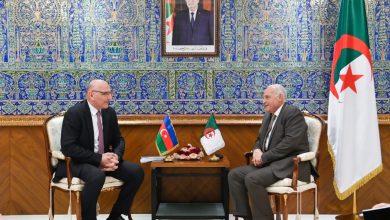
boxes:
[264,104,283,150]
[189,9,197,22]
[87,101,103,153]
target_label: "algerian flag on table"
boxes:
[200,114,225,155]
[156,114,179,156]
[165,0,174,45]
[327,0,382,200]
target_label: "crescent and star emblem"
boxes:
[330,34,372,99]
[204,128,215,139]
[160,129,168,139]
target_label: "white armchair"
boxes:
[237,112,324,220]
[44,112,124,220]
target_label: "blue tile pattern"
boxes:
[177,71,205,99]
[49,72,77,100]
[0,0,388,115]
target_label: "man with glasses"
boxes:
[54,79,144,220]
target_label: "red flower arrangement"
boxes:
[173,144,204,160]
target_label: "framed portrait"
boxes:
[161,0,220,57]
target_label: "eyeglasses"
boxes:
[92,90,113,96]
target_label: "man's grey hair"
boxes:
[86,79,103,92]
[86,79,107,96]
[268,84,287,100]
[86,81,94,92]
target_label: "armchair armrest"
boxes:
[65,157,73,189]
[292,157,301,190]
[297,152,315,162]
[51,150,74,189]
[292,151,316,189]
[51,150,65,160]
[243,150,313,190]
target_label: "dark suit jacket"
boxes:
[53,100,124,181]
[172,9,214,45]
[253,104,311,182]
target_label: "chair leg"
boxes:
[314,187,319,220]
[274,195,282,220]
[295,192,301,220]
[269,195,275,212]
[49,187,55,220]
[75,191,81,220]
[282,194,288,220]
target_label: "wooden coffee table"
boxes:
[150,157,230,220]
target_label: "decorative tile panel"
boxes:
[14,0,62,63]
[0,1,8,63]
[373,0,389,61]
[176,71,206,99]
[0,72,14,99]
[48,72,77,99]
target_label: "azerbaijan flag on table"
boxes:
[156,114,179,156]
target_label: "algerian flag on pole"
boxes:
[200,114,225,155]
[327,0,382,200]
[165,0,174,45]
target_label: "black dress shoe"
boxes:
[106,215,124,220]
[107,215,133,220]
[234,215,252,220]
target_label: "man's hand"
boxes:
[100,152,119,171]
[252,149,264,167]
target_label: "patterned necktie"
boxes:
[263,114,277,151]
[190,12,195,28]
[97,111,104,154]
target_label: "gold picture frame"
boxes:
[161,0,220,57]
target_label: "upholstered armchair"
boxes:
[237,112,324,220]
[44,112,124,220]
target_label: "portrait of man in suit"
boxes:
[163,0,218,56]
[172,0,214,46]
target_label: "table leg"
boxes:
[151,168,157,220]
[221,168,229,220]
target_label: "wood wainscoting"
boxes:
[0,114,389,215]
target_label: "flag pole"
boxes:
[353,191,358,220]
[335,191,360,220]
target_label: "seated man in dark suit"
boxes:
[228,84,311,220]
[55,79,144,220]
[172,0,214,45]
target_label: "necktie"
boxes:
[97,111,104,154]
[263,114,277,151]
[190,12,195,28]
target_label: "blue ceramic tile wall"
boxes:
[0,0,388,115]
